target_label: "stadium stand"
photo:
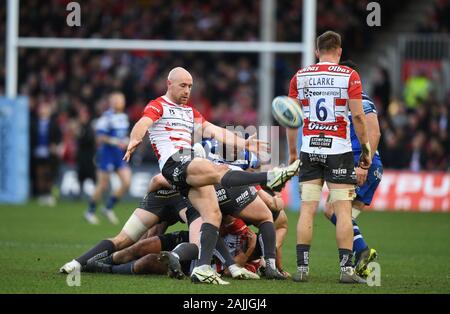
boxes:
[0,0,448,195]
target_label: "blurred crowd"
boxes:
[0,0,448,200]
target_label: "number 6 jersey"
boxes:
[288,62,362,155]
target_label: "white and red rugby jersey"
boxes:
[289,62,362,155]
[142,96,205,169]
[215,217,260,274]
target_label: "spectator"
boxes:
[403,71,431,111]
[76,106,96,197]
[29,101,62,206]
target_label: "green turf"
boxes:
[0,200,449,294]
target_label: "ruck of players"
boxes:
[60,30,381,285]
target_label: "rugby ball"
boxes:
[271,96,304,128]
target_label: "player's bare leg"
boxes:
[238,197,285,280]
[133,254,168,274]
[293,179,323,282]
[325,200,378,278]
[327,182,366,283]
[112,234,162,264]
[85,170,109,224]
[85,252,168,275]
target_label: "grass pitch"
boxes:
[0,200,449,294]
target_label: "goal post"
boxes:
[5,0,317,127]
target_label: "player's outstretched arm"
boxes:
[202,121,270,154]
[349,99,371,169]
[123,116,154,162]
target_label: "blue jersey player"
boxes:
[85,92,131,225]
[325,61,382,278]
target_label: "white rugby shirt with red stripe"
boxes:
[142,95,205,170]
[289,62,362,155]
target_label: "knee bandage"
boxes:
[328,188,356,202]
[300,183,322,201]
[121,214,148,242]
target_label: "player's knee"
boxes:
[122,175,131,186]
[121,214,148,243]
[202,208,222,226]
[111,231,133,250]
[323,203,334,220]
[300,183,322,202]
[328,188,356,203]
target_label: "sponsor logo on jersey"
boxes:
[150,105,161,113]
[308,154,328,163]
[304,88,340,97]
[298,66,319,73]
[216,188,228,203]
[332,168,347,175]
[303,117,347,139]
[327,65,351,74]
[308,122,339,132]
[309,136,333,148]
[236,190,250,205]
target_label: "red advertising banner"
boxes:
[368,171,450,212]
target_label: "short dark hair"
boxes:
[339,60,359,72]
[316,31,341,52]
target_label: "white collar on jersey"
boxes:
[162,95,183,107]
[316,61,338,65]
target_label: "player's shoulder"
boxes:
[296,63,355,76]
[144,97,165,112]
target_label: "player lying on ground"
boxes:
[123,67,300,284]
[60,169,279,280]
[83,230,192,276]
[323,60,382,278]
[148,173,287,281]
[216,209,290,278]
[86,210,288,280]
[60,180,188,274]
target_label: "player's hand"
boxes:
[123,139,142,162]
[355,167,368,186]
[358,143,372,170]
[278,269,291,279]
[245,133,270,155]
